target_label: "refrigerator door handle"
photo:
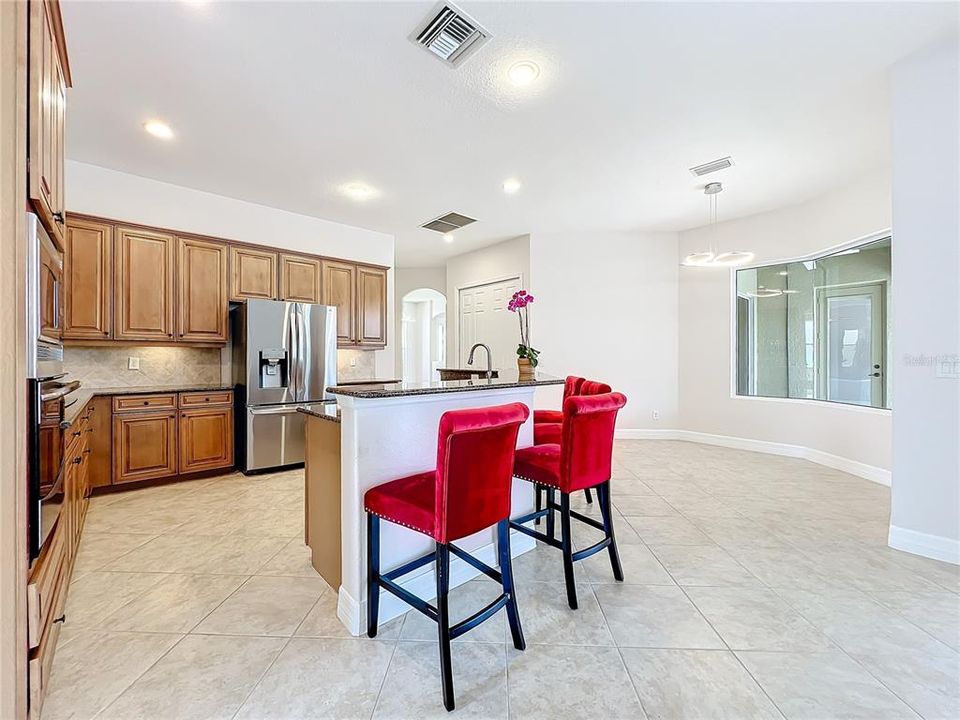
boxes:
[287,303,299,401]
[298,304,307,403]
[248,404,303,416]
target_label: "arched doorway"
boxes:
[401,288,446,383]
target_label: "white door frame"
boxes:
[454,273,523,367]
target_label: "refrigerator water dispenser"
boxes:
[259,348,288,389]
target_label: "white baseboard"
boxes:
[614,428,891,486]
[888,524,960,565]
[337,531,537,636]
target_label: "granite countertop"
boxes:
[327,371,563,399]
[64,383,234,425]
[297,404,341,424]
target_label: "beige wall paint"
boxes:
[394,267,446,377]
[678,169,893,473]
[0,1,28,716]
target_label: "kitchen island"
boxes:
[301,372,563,635]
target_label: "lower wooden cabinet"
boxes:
[112,410,178,484]
[179,406,234,474]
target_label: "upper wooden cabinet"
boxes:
[28,0,71,248]
[230,246,278,301]
[64,218,112,340]
[114,226,176,341]
[178,237,228,342]
[322,260,356,345]
[280,253,322,303]
[357,266,387,347]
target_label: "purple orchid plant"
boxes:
[508,289,540,367]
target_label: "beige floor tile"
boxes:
[620,648,783,720]
[105,533,288,575]
[872,590,960,650]
[374,641,507,718]
[296,588,402,640]
[506,644,646,719]
[737,650,921,719]
[512,581,614,646]
[401,577,506,644]
[624,514,714,546]
[70,532,157,579]
[234,637,395,719]
[193,575,326,636]
[650,544,761,587]
[256,537,324,578]
[82,504,196,535]
[613,495,679,517]
[97,634,285,720]
[594,584,724,649]
[63,572,166,628]
[685,586,834,651]
[581,542,676,585]
[99,573,247,632]
[849,646,960,720]
[39,630,181,720]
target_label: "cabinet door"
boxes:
[114,227,176,341]
[38,233,63,345]
[279,254,322,303]
[28,0,68,247]
[112,411,178,483]
[64,218,113,340]
[357,266,387,347]
[178,237,228,342]
[322,260,356,345]
[178,407,234,474]
[230,246,278,301]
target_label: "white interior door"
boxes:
[458,277,521,370]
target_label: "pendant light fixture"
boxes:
[682,182,755,268]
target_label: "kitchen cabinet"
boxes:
[114,226,176,341]
[322,260,356,345]
[230,246,278,301]
[357,265,387,347]
[112,410,178,484]
[38,230,63,345]
[28,0,71,249]
[179,406,234,474]
[280,253,322,303]
[178,237,228,342]
[86,396,112,489]
[63,218,112,340]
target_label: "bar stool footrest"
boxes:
[571,537,611,562]
[449,594,510,639]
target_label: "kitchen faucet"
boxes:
[466,343,493,379]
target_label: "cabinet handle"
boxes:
[142,401,149,405]
[72,430,80,437]
[83,449,91,454]
[72,457,81,464]
[52,212,64,224]
[53,614,65,624]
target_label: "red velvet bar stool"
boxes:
[364,402,530,712]
[533,377,612,510]
[511,392,627,609]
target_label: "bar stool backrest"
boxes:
[435,403,530,543]
[559,392,627,493]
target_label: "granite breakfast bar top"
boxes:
[326,371,563,399]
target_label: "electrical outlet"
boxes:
[350,356,358,367]
[652,410,660,421]
[127,356,140,371]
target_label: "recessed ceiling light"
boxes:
[338,181,379,201]
[502,178,521,194]
[508,61,540,87]
[443,233,454,243]
[143,120,174,140]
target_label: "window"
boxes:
[735,236,891,409]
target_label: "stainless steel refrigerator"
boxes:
[232,300,338,473]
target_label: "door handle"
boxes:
[867,372,881,378]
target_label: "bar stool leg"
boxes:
[546,487,556,541]
[559,493,578,609]
[366,513,380,638]
[497,520,526,651]
[598,482,624,581]
[534,484,543,526]
[435,543,455,711]
[584,488,594,504]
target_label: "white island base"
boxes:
[327,381,550,636]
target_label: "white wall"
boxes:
[445,235,530,367]
[395,267,446,375]
[66,161,396,377]
[678,170,893,477]
[529,231,680,430]
[888,38,960,562]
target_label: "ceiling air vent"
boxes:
[421,211,477,233]
[689,156,735,177]
[412,2,490,67]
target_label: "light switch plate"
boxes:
[127,356,140,370]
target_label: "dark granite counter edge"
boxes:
[63,384,235,426]
[327,376,564,399]
[296,406,342,424]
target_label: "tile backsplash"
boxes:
[337,349,376,381]
[64,346,223,388]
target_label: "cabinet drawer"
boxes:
[179,390,233,408]
[28,557,65,716]
[113,394,177,413]
[27,520,66,649]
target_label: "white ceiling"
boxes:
[62,1,957,267]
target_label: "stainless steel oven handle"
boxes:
[40,379,81,402]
